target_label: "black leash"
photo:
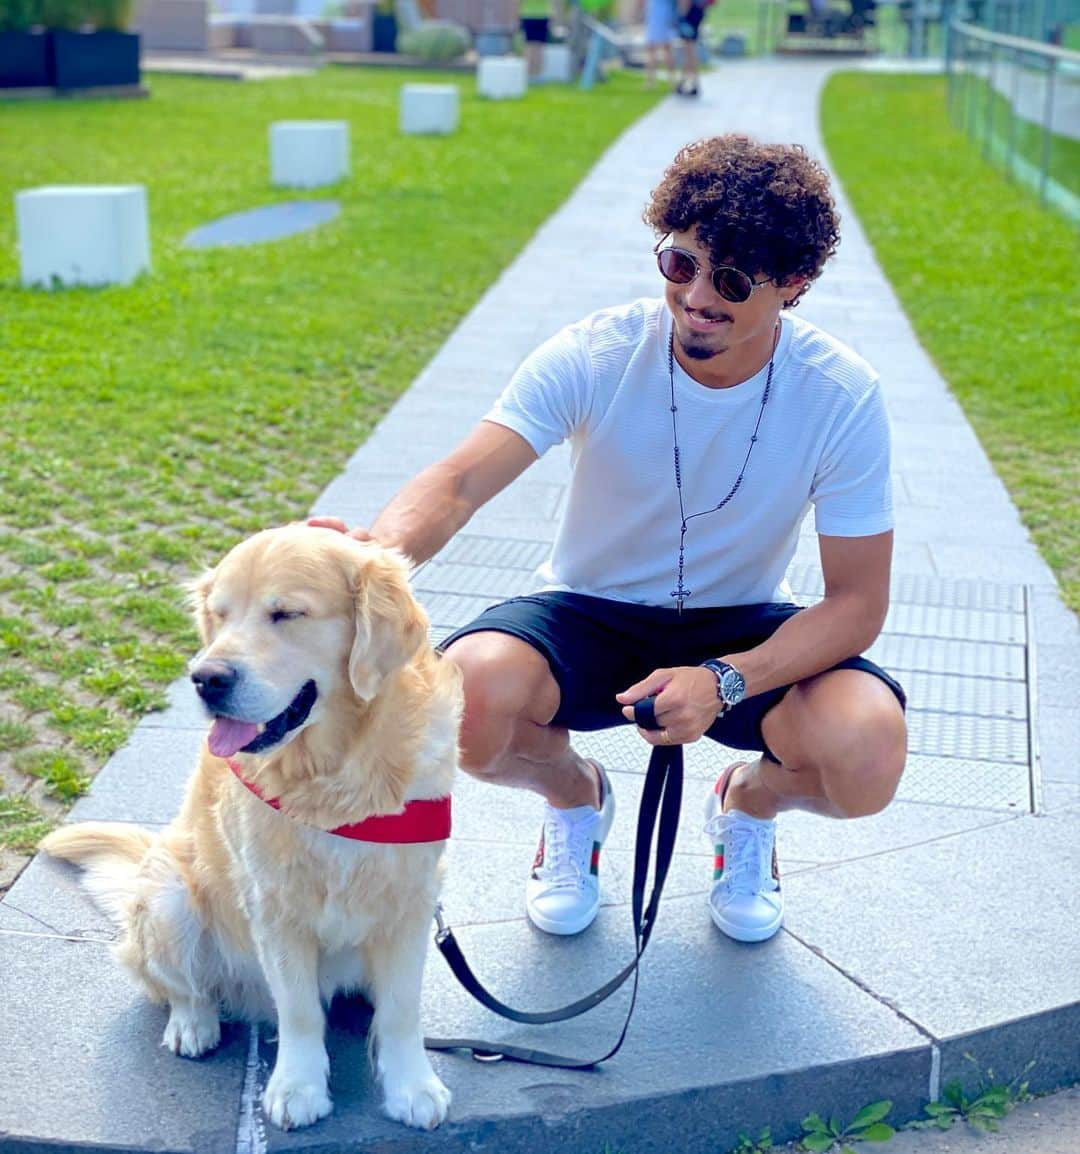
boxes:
[424,694,681,1069]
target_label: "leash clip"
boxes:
[434,901,450,944]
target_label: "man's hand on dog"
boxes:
[307,516,373,541]
[617,666,723,746]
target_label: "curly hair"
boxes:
[643,135,840,307]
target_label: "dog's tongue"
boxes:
[208,718,260,758]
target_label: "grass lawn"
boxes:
[0,66,661,870]
[821,72,1079,612]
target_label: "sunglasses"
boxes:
[654,236,768,304]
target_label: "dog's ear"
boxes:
[184,567,217,646]
[348,549,428,701]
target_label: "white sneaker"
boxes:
[526,761,615,936]
[703,763,784,943]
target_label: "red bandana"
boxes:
[226,758,451,844]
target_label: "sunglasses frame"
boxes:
[653,235,769,304]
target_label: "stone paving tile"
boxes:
[783,810,1080,1037]
[0,931,248,1153]
[4,851,121,938]
[67,726,202,825]
[1037,703,1080,785]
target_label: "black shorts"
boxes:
[439,592,906,760]
[677,3,705,39]
[521,17,550,43]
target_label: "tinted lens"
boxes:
[712,267,755,303]
[656,247,698,285]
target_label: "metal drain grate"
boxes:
[417,534,1038,813]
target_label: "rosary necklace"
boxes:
[667,324,777,613]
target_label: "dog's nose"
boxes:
[190,660,239,708]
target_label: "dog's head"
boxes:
[187,525,428,759]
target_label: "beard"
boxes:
[675,330,727,361]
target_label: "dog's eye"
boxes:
[270,609,305,624]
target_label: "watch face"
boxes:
[720,667,745,704]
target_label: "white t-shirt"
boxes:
[485,298,892,608]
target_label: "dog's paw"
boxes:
[162,1005,221,1058]
[263,1075,333,1131]
[383,1074,452,1130]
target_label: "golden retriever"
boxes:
[41,524,461,1131]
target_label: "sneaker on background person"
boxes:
[526,761,616,936]
[703,761,783,942]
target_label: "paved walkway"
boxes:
[2,60,1077,1154]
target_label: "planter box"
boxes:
[0,29,51,89]
[372,11,396,51]
[50,29,140,91]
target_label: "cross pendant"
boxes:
[672,588,690,615]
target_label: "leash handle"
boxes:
[633,693,662,730]
[425,742,683,1069]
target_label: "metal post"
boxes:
[946,20,957,117]
[1039,55,1056,204]
[966,31,978,137]
[984,41,997,159]
[912,0,925,58]
[1006,41,1020,179]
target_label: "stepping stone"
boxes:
[400,83,459,135]
[15,185,150,289]
[477,55,527,99]
[541,42,573,83]
[183,200,340,248]
[269,120,350,188]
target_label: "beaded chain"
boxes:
[667,328,775,613]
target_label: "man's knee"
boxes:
[767,670,907,818]
[442,632,559,780]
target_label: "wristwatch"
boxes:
[700,659,746,711]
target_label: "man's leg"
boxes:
[727,667,907,820]
[444,631,600,808]
[444,630,615,936]
[704,667,906,942]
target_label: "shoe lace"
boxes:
[536,809,596,892]
[704,814,773,895]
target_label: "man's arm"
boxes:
[617,531,893,740]
[721,530,892,697]
[317,421,538,566]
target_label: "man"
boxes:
[674,0,707,96]
[314,134,907,946]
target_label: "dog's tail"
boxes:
[40,823,155,925]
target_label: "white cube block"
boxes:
[270,120,350,189]
[400,84,459,135]
[540,43,573,84]
[16,185,150,290]
[477,55,527,100]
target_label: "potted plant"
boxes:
[0,0,50,88]
[371,0,396,52]
[47,0,141,90]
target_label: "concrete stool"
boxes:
[540,43,573,83]
[15,185,150,289]
[477,55,527,99]
[400,84,459,135]
[270,120,349,189]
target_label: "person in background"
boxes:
[642,0,678,88]
[520,0,555,78]
[675,0,708,96]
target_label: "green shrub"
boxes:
[86,0,133,28]
[396,19,470,61]
[0,0,43,31]
[40,0,85,29]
